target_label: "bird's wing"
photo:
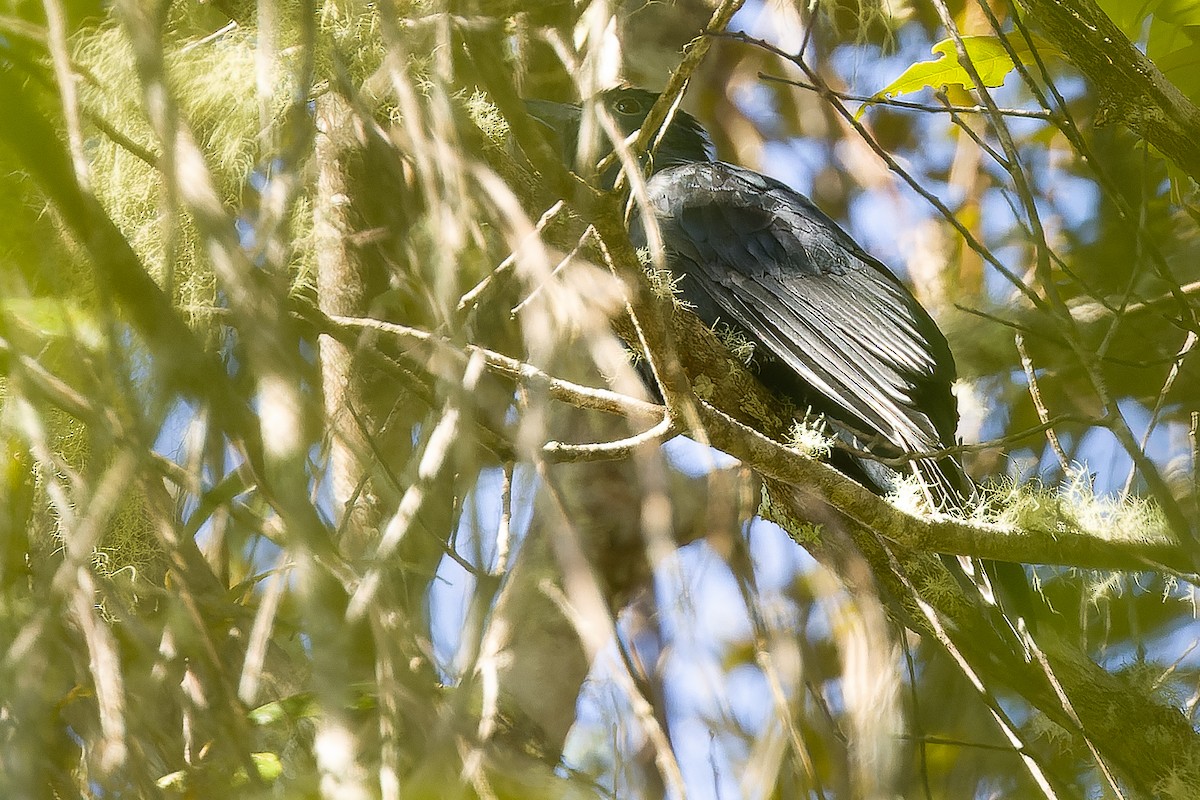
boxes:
[644,161,963,498]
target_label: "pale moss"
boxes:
[49,408,89,471]
[465,90,510,145]
[817,0,913,42]
[287,193,319,296]
[318,0,388,82]
[1076,569,1128,605]
[75,20,286,327]
[73,8,334,329]
[786,415,833,459]
[28,410,160,613]
[711,321,755,366]
[691,374,715,401]
[638,249,695,309]
[738,393,775,429]
[907,554,968,611]
[981,471,1170,545]
[885,472,934,516]
[1025,710,1074,750]
[1154,748,1200,800]
[1116,661,1184,706]
[92,491,161,619]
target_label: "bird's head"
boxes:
[524,86,713,185]
[593,87,714,168]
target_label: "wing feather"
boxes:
[642,161,966,501]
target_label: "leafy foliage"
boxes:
[2,0,1200,798]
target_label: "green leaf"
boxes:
[1154,0,1200,26]
[248,691,319,725]
[156,753,283,791]
[1094,0,1159,36]
[1154,40,1200,77]
[244,752,284,784]
[1146,15,1200,105]
[0,297,104,350]
[865,35,1055,115]
[155,769,188,791]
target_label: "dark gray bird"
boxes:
[526,87,1039,639]
[530,87,971,509]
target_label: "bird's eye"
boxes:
[614,96,642,115]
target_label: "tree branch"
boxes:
[1012,0,1200,184]
[310,308,1192,574]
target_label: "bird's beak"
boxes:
[521,98,582,166]
[522,98,581,134]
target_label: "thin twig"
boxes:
[494,461,515,575]
[345,351,488,622]
[901,635,934,800]
[1122,330,1198,496]
[834,415,1086,466]
[237,554,291,705]
[319,308,1194,572]
[758,72,1056,119]
[874,540,1060,799]
[1029,643,1126,798]
[510,224,593,317]
[43,0,90,190]
[533,461,689,798]
[937,90,1009,167]
[1016,333,1070,474]
[318,310,662,423]
[542,413,675,462]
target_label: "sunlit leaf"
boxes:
[0,297,104,350]
[155,769,187,791]
[1145,15,1200,125]
[248,691,319,725]
[1154,0,1200,26]
[1094,0,1158,35]
[240,752,284,785]
[866,34,1055,111]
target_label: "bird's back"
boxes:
[636,160,970,506]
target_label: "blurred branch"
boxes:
[996,4,1199,336]
[458,200,566,312]
[542,413,676,462]
[314,90,378,557]
[13,0,1199,792]
[1016,334,1071,474]
[929,0,1197,556]
[767,472,1200,794]
[346,353,487,621]
[42,0,87,189]
[313,310,663,423]
[564,85,1200,778]
[634,0,746,156]
[436,35,1200,784]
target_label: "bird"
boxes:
[528,86,971,510]
[524,87,1036,638]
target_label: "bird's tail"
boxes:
[916,454,1041,647]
